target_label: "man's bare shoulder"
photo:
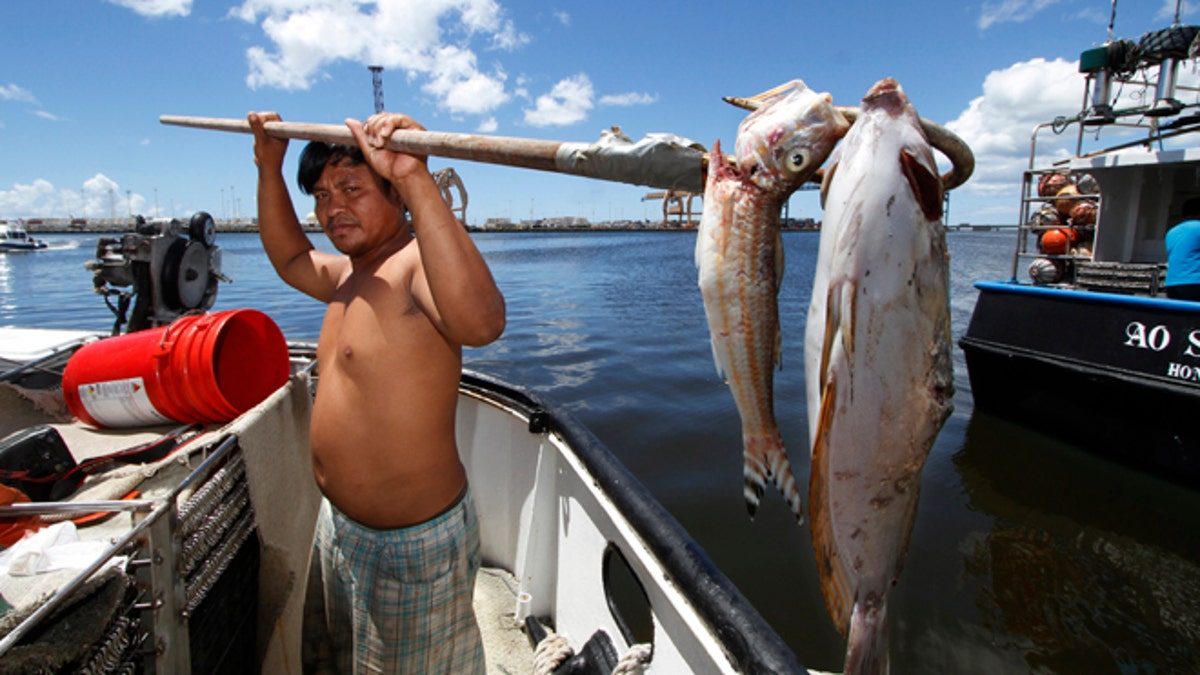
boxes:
[368,237,422,288]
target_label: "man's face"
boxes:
[311,158,404,256]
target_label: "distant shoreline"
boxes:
[3,216,800,234]
[12,221,707,234]
[4,216,1011,234]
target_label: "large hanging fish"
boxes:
[696,80,849,523]
[804,78,954,674]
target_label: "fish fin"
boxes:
[900,149,944,222]
[809,373,855,635]
[742,445,765,521]
[818,284,839,387]
[742,429,804,524]
[774,229,785,371]
[819,280,856,387]
[774,228,786,293]
[844,595,890,675]
[819,160,838,209]
[742,80,805,109]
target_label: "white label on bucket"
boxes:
[77,377,172,427]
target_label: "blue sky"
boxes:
[1,0,1195,225]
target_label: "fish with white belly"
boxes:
[804,78,954,674]
[696,80,849,523]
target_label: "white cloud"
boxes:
[490,19,530,50]
[947,55,1200,206]
[422,46,510,114]
[978,0,1064,31]
[524,74,594,127]
[1156,0,1195,22]
[0,179,58,217]
[476,117,498,133]
[83,174,121,197]
[0,84,37,104]
[945,58,1083,200]
[553,10,570,26]
[108,0,192,18]
[942,55,1200,224]
[231,0,527,119]
[0,175,144,219]
[599,91,658,107]
[34,110,61,122]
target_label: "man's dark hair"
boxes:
[297,142,367,195]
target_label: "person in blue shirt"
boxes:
[1165,197,1200,300]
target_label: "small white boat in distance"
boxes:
[0,224,48,251]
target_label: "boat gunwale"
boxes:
[972,279,1200,312]
[458,368,808,675]
[0,342,807,673]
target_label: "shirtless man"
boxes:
[249,110,505,674]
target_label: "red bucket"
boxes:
[63,309,290,428]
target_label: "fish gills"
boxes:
[804,78,954,675]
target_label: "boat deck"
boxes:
[474,566,535,673]
[0,381,545,673]
[0,327,814,673]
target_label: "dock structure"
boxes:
[643,189,701,228]
[433,167,468,226]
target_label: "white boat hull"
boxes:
[0,329,809,674]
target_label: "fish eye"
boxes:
[786,150,809,173]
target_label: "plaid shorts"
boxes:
[302,488,484,674]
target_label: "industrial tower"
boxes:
[369,66,384,113]
[367,65,469,225]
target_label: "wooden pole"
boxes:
[161,115,570,174]
[162,111,974,193]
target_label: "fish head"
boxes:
[734,80,850,196]
[861,77,912,117]
[860,77,945,222]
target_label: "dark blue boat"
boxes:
[960,23,1200,482]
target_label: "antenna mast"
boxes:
[369,66,385,113]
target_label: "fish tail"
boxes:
[844,596,890,675]
[810,374,856,634]
[742,431,804,524]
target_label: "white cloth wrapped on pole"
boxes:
[554,132,707,193]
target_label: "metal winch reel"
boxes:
[86,211,229,333]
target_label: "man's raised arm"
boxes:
[249,111,342,302]
[347,113,506,347]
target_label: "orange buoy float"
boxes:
[1030,205,1061,229]
[1040,228,1072,255]
[1070,200,1097,227]
[1038,173,1071,197]
[1055,184,1081,217]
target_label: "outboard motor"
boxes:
[85,211,228,334]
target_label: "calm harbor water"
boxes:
[4,230,1200,673]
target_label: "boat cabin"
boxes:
[1012,25,1200,296]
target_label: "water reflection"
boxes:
[954,413,1200,672]
[14,231,1200,671]
[0,253,11,301]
